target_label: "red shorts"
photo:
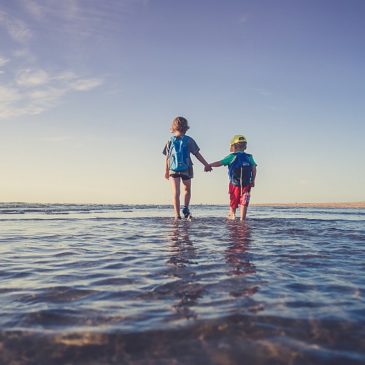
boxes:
[229,183,251,209]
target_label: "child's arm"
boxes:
[194,151,212,171]
[209,161,223,168]
[251,165,257,187]
[164,155,170,179]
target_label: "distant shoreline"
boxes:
[0,201,365,208]
[253,202,365,208]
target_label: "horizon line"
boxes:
[0,201,365,208]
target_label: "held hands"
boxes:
[204,164,213,172]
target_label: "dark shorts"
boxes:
[170,173,190,181]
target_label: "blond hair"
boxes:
[230,142,247,153]
[170,116,190,134]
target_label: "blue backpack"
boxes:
[167,135,190,172]
[228,152,253,186]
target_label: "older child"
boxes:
[207,135,257,220]
[163,116,211,219]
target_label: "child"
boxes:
[163,116,212,219]
[207,135,257,220]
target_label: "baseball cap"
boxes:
[230,135,247,145]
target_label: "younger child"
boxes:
[208,135,257,220]
[163,116,211,219]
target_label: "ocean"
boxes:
[0,203,364,365]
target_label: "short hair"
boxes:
[230,141,247,153]
[171,116,190,133]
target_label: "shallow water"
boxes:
[0,203,364,364]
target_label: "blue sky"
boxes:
[1,0,364,204]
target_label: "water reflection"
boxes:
[225,221,258,298]
[225,221,256,276]
[166,221,201,320]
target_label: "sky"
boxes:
[1,0,364,205]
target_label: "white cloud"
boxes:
[21,0,45,20]
[20,0,144,40]
[0,86,21,104]
[54,71,78,81]
[0,68,103,119]
[0,3,105,119]
[20,0,91,38]
[13,48,37,63]
[0,84,44,118]
[0,56,10,67]
[28,86,67,102]
[16,69,50,86]
[70,78,103,91]
[0,10,32,43]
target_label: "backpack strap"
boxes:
[166,137,174,156]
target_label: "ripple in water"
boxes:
[0,204,364,364]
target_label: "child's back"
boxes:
[163,116,211,219]
[208,135,257,220]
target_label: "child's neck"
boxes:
[174,132,185,137]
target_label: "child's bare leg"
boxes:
[240,205,248,220]
[170,177,181,217]
[228,184,238,219]
[228,207,236,219]
[240,191,251,220]
[181,179,191,208]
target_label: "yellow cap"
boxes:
[230,135,247,145]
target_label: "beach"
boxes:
[0,203,364,364]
